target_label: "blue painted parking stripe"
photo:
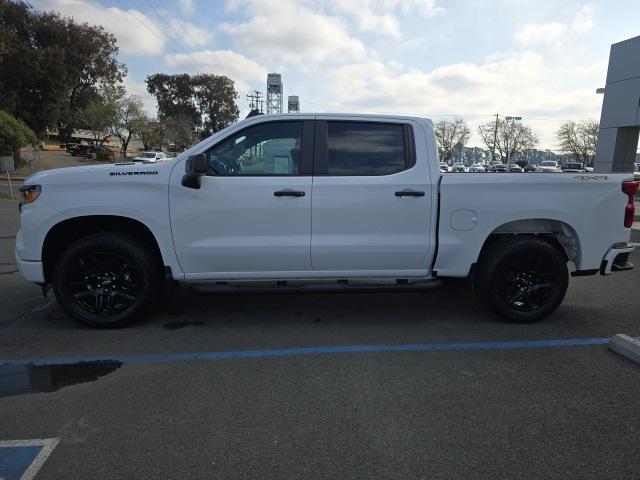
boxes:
[1,336,636,367]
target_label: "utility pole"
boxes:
[246,90,263,112]
[491,113,499,163]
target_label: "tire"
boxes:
[53,232,163,328]
[475,236,569,323]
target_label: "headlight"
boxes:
[19,184,41,209]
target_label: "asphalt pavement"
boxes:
[1,198,640,479]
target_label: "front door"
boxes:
[170,119,314,279]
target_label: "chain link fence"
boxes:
[0,153,16,199]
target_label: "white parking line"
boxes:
[0,438,59,480]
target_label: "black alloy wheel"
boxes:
[495,250,558,312]
[53,232,162,328]
[70,252,140,316]
[475,236,569,323]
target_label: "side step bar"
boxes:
[190,279,443,296]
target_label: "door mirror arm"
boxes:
[182,154,208,189]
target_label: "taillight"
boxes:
[622,180,638,228]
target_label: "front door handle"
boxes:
[274,190,306,197]
[395,190,425,197]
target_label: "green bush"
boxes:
[95,148,113,162]
[0,110,37,154]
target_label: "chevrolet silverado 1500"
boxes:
[16,114,638,327]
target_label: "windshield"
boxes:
[139,152,157,158]
[541,161,557,167]
[565,163,582,169]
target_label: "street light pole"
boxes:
[505,116,522,167]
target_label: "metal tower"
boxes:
[287,95,299,113]
[266,73,283,114]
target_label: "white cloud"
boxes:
[316,51,603,148]
[164,49,268,93]
[383,0,444,18]
[177,0,195,16]
[515,22,567,45]
[572,5,595,33]
[122,76,157,116]
[221,0,366,65]
[167,18,214,48]
[37,0,165,55]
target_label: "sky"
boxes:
[31,0,640,149]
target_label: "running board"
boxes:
[190,278,443,296]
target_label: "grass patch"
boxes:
[0,192,16,200]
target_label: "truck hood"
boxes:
[24,160,175,185]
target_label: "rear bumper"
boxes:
[15,246,45,283]
[600,243,637,275]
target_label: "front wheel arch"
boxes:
[42,215,164,283]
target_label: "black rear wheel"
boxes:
[475,236,569,323]
[53,233,162,328]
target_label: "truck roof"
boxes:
[247,112,434,123]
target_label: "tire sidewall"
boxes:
[483,238,568,323]
[53,234,159,328]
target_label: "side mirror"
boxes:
[182,154,208,189]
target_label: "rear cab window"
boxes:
[315,121,415,175]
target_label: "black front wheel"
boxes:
[475,236,569,323]
[53,233,162,328]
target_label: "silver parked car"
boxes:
[537,160,562,173]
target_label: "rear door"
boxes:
[311,118,433,275]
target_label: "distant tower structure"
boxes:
[287,95,300,113]
[266,73,283,114]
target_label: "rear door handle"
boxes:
[274,190,306,197]
[395,190,425,197]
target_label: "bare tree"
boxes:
[478,118,537,164]
[556,120,598,166]
[434,118,471,164]
[102,85,146,157]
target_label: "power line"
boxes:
[153,0,209,53]
[113,0,198,72]
[123,0,202,72]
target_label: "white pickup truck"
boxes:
[16,114,638,328]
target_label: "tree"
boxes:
[478,118,537,164]
[434,118,471,164]
[0,1,125,138]
[0,109,37,154]
[192,74,240,136]
[77,97,113,145]
[139,115,164,151]
[146,73,239,141]
[102,86,146,155]
[556,120,598,166]
[161,113,196,148]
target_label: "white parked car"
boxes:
[439,163,449,173]
[634,162,640,181]
[451,162,467,172]
[16,113,637,328]
[133,151,168,163]
[537,160,562,173]
[468,163,486,172]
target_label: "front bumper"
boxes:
[15,245,45,283]
[600,243,637,275]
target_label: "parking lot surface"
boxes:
[1,199,639,479]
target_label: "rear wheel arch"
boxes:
[42,215,164,283]
[477,218,580,268]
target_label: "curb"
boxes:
[609,334,640,365]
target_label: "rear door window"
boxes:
[326,122,408,176]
